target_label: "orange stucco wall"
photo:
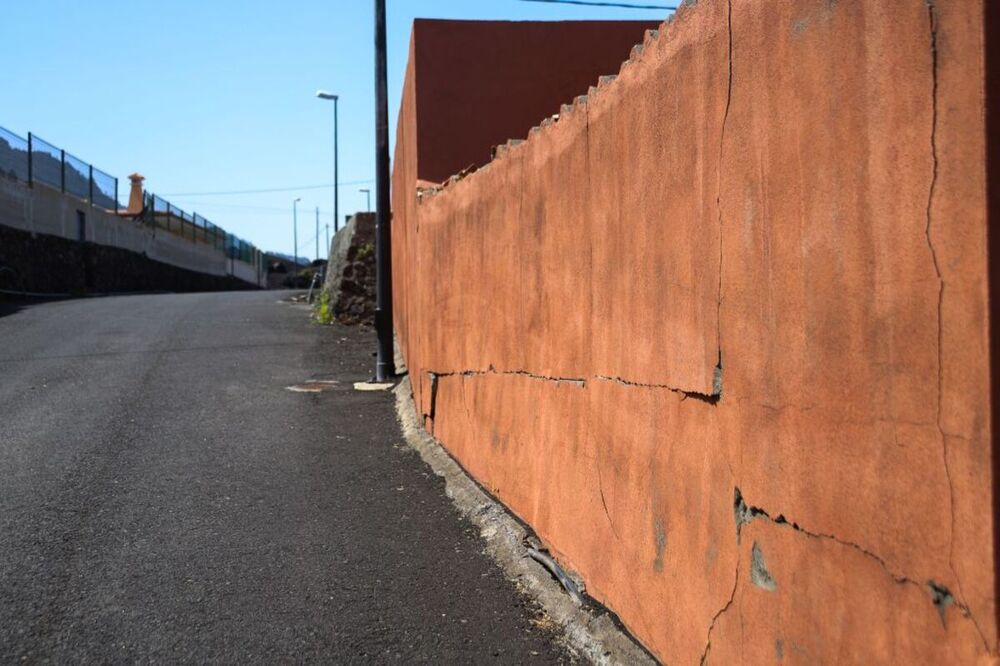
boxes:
[392,2,996,663]
[406,19,660,185]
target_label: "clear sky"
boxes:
[0,1,671,258]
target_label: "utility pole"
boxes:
[315,206,320,261]
[293,197,301,268]
[325,224,330,259]
[334,96,339,234]
[373,0,395,381]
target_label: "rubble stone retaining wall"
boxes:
[392,1,996,662]
[322,213,376,323]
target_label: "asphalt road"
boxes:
[0,291,569,663]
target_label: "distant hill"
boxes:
[0,135,116,209]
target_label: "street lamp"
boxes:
[316,90,339,233]
[293,197,301,268]
[360,188,371,212]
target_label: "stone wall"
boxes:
[321,213,375,323]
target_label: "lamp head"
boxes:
[316,90,338,101]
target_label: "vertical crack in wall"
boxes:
[923,1,988,650]
[711,0,734,400]
[585,96,595,370]
[597,461,621,541]
[427,371,439,422]
[700,566,739,665]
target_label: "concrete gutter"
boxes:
[393,376,657,665]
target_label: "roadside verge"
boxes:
[393,376,656,665]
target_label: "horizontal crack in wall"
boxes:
[429,367,586,386]
[733,487,987,648]
[428,367,721,403]
[594,375,720,404]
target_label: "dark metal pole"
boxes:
[374,0,395,381]
[88,165,94,205]
[60,149,65,192]
[334,96,340,234]
[27,133,33,187]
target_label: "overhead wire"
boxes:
[516,0,676,9]
[161,179,375,197]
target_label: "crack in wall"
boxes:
[428,371,439,422]
[429,367,586,386]
[733,487,987,648]
[712,0,734,401]
[427,368,721,403]
[922,1,988,651]
[594,375,720,404]
[700,566,739,665]
[597,463,621,541]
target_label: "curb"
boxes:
[393,376,657,665]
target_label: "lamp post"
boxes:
[373,0,395,381]
[360,188,371,212]
[316,90,339,233]
[293,197,301,268]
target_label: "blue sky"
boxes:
[0,1,669,257]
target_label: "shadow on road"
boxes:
[0,295,74,319]
[0,299,26,320]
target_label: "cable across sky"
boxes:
[517,0,677,10]
[161,180,375,197]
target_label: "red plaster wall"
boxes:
[407,19,660,185]
[392,2,996,663]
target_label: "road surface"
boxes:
[0,291,569,663]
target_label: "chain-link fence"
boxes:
[92,167,116,210]
[2,124,261,271]
[142,192,261,266]
[0,127,28,181]
[29,134,62,191]
[63,150,90,200]
[0,126,119,212]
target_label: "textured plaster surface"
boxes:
[391,1,995,662]
[408,19,660,185]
